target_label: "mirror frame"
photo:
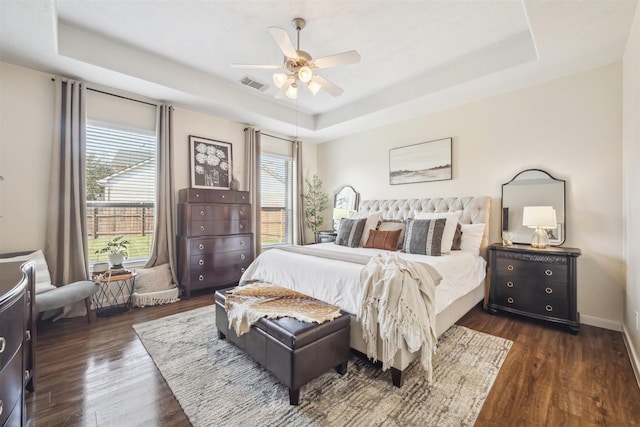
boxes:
[333,185,360,229]
[501,169,566,246]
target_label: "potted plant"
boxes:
[95,236,131,268]
[303,175,329,240]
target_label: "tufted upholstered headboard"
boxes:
[358,196,491,259]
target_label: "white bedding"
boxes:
[239,242,487,316]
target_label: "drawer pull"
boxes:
[195,193,200,198]
[26,330,31,341]
[545,269,553,276]
[0,399,3,417]
[507,265,514,271]
[545,305,553,312]
[507,297,514,304]
[506,281,514,288]
[198,275,204,281]
[241,254,246,260]
[200,225,205,231]
[240,211,244,216]
[240,240,246,246]
[241,268,246,273]
[27,290,31,305]
[198,259,204,266]
[221,194,226,199]
[24,370,30,382]
[545,287,553,294]
[239,224,244,229]
[199,244,205,250]
[200,210,205,216]
[0,337,5,353]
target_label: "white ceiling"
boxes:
[0,0,637,143]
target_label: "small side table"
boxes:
[92,272,137,317]
[316,230,337,243]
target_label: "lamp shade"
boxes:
[298,66,313,83]
[307,79,321,95]
[522,206,557,229]
[285,82,298,99]
[332,208,349,221]
[273,73,288,89]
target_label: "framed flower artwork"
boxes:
[189,136,232,190]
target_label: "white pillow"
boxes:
[413,211,463,254]
[460,223,486,255]
[0,250,56,294]
[348,211,381,247]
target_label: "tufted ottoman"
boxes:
[214,287,351,405]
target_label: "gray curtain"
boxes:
[293,140,306,245]
[45,78,90,284]
[144,105,178,284]
[245,128,261,257]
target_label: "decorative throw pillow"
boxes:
[364,229,402,251]
[460,223,486,255]
[377,220,406,249]
[348,211,381,247]
[0,250,56,294]
[335,218,367,248]
[402,218,447,256]
[451,223,463,250]
[413,210,463,254]
[131,263,180,307]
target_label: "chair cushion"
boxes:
[36,281,98,313]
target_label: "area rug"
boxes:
[133,305,512,427]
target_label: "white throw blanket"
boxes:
[358,253,441,381]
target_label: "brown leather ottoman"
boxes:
[214,287,350,405]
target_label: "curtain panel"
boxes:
[46,78,90,284]
[244,128,262,257]
[294,140,306,245]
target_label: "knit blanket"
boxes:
[225,282,342,336]
[358,252,441,381]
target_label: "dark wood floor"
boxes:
[26,292,640,426]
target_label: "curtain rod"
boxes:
[51,77,157,107]
[261,132,296,144]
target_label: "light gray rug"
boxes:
[133,305,512,427]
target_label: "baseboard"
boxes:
[580,314,622,331]
[622,325,640,389]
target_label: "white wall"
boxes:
[0,62,54,252]
[318,63,624,328]
[623,5,640,376]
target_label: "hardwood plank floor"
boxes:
[26,293,640,426]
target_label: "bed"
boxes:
[239,196,491,386]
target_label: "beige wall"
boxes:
[318,63,624,329]
[623,5,640,377]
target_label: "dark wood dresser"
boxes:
[0,260,36,426]
[487,243,581,333]
[177,189,254,298]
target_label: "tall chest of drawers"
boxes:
[487,243,581,333]
[0,260,36,427]
[177,189,253,298]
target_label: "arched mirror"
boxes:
[502,169,566,245]
[333,185,360,230]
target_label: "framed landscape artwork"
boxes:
[389,137,452,185]
[189,135,232,190]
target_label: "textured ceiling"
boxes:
[0,0,637,142]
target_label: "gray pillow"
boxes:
[402,218,447,256]
[335,218,366,248]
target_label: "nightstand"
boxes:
[486,243,581,333]
[316,230,337,243]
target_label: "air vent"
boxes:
[240,76,269,92]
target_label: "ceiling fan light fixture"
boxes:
[298,66,313,83]
[307,79,321,95]
[286,82,298,99]
[273,73,288,88]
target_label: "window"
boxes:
[260,152,294,246]
[85,89,157,264]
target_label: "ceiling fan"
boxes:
[231,17,361,99]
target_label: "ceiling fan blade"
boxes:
[268,27,298,59]
[230,64,283,69]
[312,50,361,69]
[312,75,344,97]
[275,79,293,99]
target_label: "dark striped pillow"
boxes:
[402,218,447,256]
[335,218,367,248]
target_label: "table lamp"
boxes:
[332,208,349,231]
[522,206,557,249]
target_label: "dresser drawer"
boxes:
[493,274,568,302]
[187,235,252,254]
[188,220,250,236]
[179,189,241,204]
[189,249,253,271]
[189,264,252,289]
[495,257,567,282]
[0,348,23,426]
[0,292,25,371]
[181,204,250,221]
